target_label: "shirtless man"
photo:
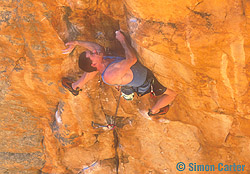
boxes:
[62,31,177,116]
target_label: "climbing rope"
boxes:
[112,86,122,126]
[91,85,122,130]
[112,87,122,174]
[78,161,98,174]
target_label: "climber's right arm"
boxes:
[62,41,105,54]
[72,71,98,90]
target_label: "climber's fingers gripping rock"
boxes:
[115,30,126,43]
[62,41,78,54]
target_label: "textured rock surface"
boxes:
[0,0,249,173]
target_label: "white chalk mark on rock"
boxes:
[230,36,247,113]
[185,21,196,66]
[186,40,195,66]
[138,109,152,120]
[221,53,235,101]
[55,102,64,125]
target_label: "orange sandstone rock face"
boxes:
[0,0,249,173]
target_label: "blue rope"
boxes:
[80,161,98,173]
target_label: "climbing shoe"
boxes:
[121,92,134,101]
[148,105,170,116]
[61,77,82,96]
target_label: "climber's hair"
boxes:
[78,51,97,72]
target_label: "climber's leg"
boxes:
[143,70,177,116]
[148,89,177,116]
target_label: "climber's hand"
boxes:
[72,82,78,90]
[62,41,78,54]
[115,30,126,43]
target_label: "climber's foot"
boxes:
[62,77,82,96]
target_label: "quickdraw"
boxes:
[107,124,116,130]
[91,121,116,130]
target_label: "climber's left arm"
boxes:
[72,71,98,90]
[62,41,105,54]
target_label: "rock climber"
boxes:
[62,30,177,116]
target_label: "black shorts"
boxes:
[143,69,167,96]
[121,69,167,97]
